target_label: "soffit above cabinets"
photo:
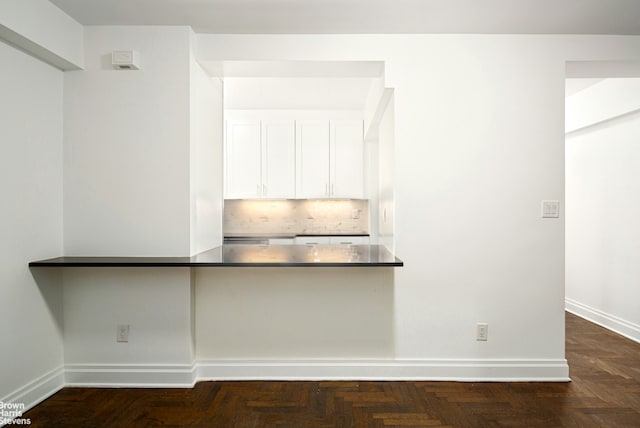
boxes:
[216,60,384,111]
[206,60,384,79]
[224,77,375,111]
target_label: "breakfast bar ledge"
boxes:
[29,244,403,268]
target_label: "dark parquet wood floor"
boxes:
[23,313,640,427]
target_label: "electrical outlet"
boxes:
[476,323,488,341]
[352,209,360,219]
[117,324,130,343]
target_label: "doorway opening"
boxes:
[564,61,640,344]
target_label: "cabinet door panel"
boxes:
[262,120,295,198]
[295,236,331,245]
[330,120,363,198]
[296,121,330,198]
[225,120,261,198]
[329,236,369,245]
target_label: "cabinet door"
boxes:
[295,236,331,245]
[268,238,295,245]
[296,120,330,198]
[225,120,261,198]
[330,120,363,198]
[329,236,369,245]
[262,120,295,198]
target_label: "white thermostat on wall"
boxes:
[541,200,560,218]
[112,50,140,70]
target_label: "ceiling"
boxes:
[50,0,640,35]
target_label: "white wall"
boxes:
[64,26,192,257]
[566,79,640,343]
[190,31,224,255]
[0,0,83,69]
[363,85,394,245]
[363,76,385,137]
[566,78,640,133]
[194,34,640,375]
[363,138,379,242]
[63,268,194,367]
[0,40,64,405]
[196,268,394,360]
[59,25,234,386]
[377,94,395,252]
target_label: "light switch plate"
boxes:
[541,200,560,218]
[477,323,488,341]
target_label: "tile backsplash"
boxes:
[224,199,369,235]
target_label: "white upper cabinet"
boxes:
[225,120,261,198]
[225,120,295,198]
[262,120,296,198]
[295,120,330,198]
[330,120,364,199]
[226,117,364,199]
[296,119,363,198]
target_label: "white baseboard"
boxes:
[196,359,569,382]
[566,298,640,344]
[1,366,64,414]
[2,358,568,418]
[64,364,196,388]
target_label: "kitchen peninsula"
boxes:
[29,244,401,384]
[29,244,403,267]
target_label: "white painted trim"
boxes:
[64,364,196,388]
[195,359,569,382]
[1,366,64,413]
[2,359,568,415]
[566,298,640,344]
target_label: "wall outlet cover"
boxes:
[117,324,130,343]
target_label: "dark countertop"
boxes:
[29,245,403,268]
[295,233,370,237]
[224,233,296,239]
[223,233,370,238]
